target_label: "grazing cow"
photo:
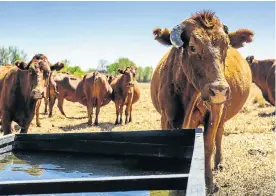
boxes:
[110,67,141,125]
[47,72,82,117]
[246,56,275,106]
[75,72,113,126]
[0,54,62,135]
[150,10,254,192]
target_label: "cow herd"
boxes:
[0,55,141,136]
[0,9,275,194]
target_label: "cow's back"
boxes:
[223,47,252,120]
[150,48,175,114]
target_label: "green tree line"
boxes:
[0,46,153,82]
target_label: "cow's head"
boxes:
[118,67,136,88]
[14,60,28,70]
[106,74,116,84]
[246,55,255,64]
[51,62,65,71]
[153,10,254,105]
[22,54,64,100]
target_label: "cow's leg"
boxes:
[87,103,93,126]
[129,104,133,123]
[48,97,56,117]
[125,102,132,124]
[94,98,100,126]
[44,97,48,114]
[204,104,224,193]
[2,113,12,135]
[119,103,124,124]
[214,125,225,171]
[161,113,168,129]
[114,102,120,125]
[11,121,16,132]
[57,97,66,117]
[20,122,32,134]
[36,99,41,127]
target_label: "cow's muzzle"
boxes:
[128,82,135,87]
[203,81,230,105]
[31,89,44,100]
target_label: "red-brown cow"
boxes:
[151,10,254,192]
[110,67,141,125]
[0,54,62,135]
[47,72,82,117]
[246,56,275,106]
[75,72,113,125]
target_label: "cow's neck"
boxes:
[171,47,207,128]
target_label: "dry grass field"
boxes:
[1,83,275,196]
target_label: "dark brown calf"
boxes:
[110,67,140,125]
[75,72,113,126]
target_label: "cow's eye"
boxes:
[189,45,196,53]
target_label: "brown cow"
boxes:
[151,10,254,192]
[47,72,82,117]
[42,62,65,115]
[35,62,65,126]
[75,72,113,126]
[110,67,141,125]
[0,54,62,135]
[246,56,275,106]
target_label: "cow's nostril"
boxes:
[209,89,216,97]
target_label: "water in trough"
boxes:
[0,151,190,196]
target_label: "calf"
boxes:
[246,56,275,106]
[76,72,113,126]
[110,67,140,125]
[0,54,61,135]
[47,72,82,117]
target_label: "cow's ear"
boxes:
[51,62,65,71]
[131,69,136,77]
[118,69,124,74]
[229,29,254,49]
[246,55,255,64]
[153,28,172,46]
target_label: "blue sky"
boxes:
[0,1,275,70]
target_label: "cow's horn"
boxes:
[170,23,186,48]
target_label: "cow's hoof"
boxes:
[37,124,41,127]
[214,163,224,172]
[206,183,219,194]
[94,122,98,126]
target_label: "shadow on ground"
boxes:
[258,111,275,117]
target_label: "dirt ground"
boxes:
[1,83,275,196]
